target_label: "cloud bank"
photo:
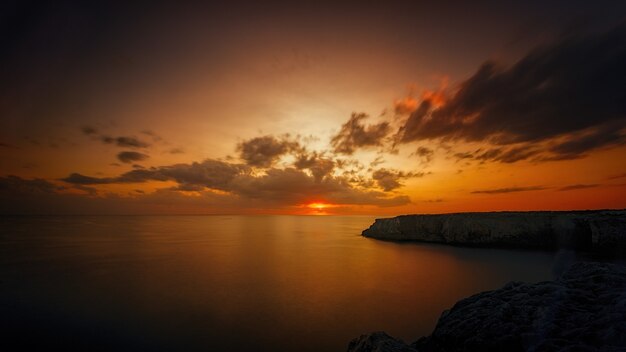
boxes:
[397,23,626,162]
[60,158,411,208]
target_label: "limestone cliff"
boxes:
[362,210,626,254]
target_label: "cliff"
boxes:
[348,261,626,352]
[362,210,626,254]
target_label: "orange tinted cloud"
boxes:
[394,97,419,115]
[394,78,449,115]
[421,75,449,109]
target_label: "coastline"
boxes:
[348,261,626,352]
[361,210,626,256]
[351,211,626,351]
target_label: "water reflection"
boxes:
[1,216,561,351]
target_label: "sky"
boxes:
[1,0,625,215]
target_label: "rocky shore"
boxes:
[348,261,626,352]
[362,210,626,254]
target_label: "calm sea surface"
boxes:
[1,215,572,351]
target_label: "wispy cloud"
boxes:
[471,186,547,194]
[608,173,626,180]
[81,126,151,148]
[557,184,600,191]
[372,168,424,191]
[331,113,390,155]
[117,151,149,163]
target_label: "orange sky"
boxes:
[1,2,625,215]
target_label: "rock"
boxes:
[348,262,626,352]
[362,210,626,254]
[347,332,417,352]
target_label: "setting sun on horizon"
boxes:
[308,202,329,210]
[305,202,337,215]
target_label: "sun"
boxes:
[302,202,339,215]
[308,202,328,210]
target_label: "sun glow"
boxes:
[308,202,329,210]
[304,202,338,215]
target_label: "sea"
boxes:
[0,215,580,351]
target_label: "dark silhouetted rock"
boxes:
[348,262,626,352]
[347,332,417,352]
[362,210,626,255]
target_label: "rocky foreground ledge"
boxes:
[362,210,626,254]
[348,262,626,352]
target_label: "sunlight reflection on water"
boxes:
[1,215,562,351]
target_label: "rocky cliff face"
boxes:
[348,262,626,352]
[362,210,626,254]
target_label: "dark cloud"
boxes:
[471,186,547,194]
[117,151,149,163]
[172,183,206,192]
[398,100,433,143]
[230,167,409,206]
[103,136,150,148]
[141,130,164,143]
[293,151,335,181]
[546,123,625,160]
[424,198,445,203]
[454,146,541,163]
[557,184,600,191]
[169,148,185,154]
[472,148,502,161]
[80,127,152,148]
[414,146,434,164]
[369,156,385,167]
[0,175,63,194]
[487,147,540,163]
[72,184,98,196]
[237,135,300,168]
[156,160,248,191]
[371,168,423,191]
[83,160,245,191]
[335,158,364,171]
[394,97,418,115]
[399,23,626,162]
[453,152,474,160]
[608,173,626,180]
[81,126,98,135]
[331,113,391,155]
[63,160,245,187]
[62,173,109,185]
[116,137,150,148]
[0,177,241,215]
[60,157,409,207]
